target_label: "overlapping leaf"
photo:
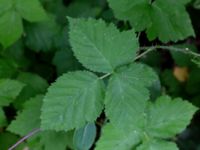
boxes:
[41,71,105,131]
[17,72,49,94]
[68,18,138,73]
[13,72,49,109]
[25,16,61,52]
[0,58,18,79]
[15,0,47,22]
[7,95,43,136]
[53,49,80,75]
[0,10,23,47]
[108,0,195,42]
[0,79,25,106]
[7,94,73,150]
[0,0,47,47]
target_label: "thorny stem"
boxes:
[99,45,200,80]
[8,128,41,150]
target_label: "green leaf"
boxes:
[0,79,25,106]
[17,72,49,94]
[40,0,68,25]
[105,63,157,131]
[25,16,61,52]
[66,2,101,18]
[0,10,23,48]
[0,132,26,150]
[108,0,151,31]
[108,0,195,42]
[54,26,69,51]
[26,138,43,150]
[24,131,74,150]
[146,96,198,138]
[147,0,194,42]
[137,140,178,150]
[15,0,47,22]
[52,50,81,75]
[41,71,105,131]
[0,0,13,15]
[68,18,138,73]
[7,95,43,136]
[0,58,18,79]
[40,131,73,150]
[73,123,96,150]
[3,40,29,68]
[0,0,47,47]
[0,108,7,127]
[13,72,48,109]
[95,124,141,150]
[97,96,197,149]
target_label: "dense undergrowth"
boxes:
[1,0,200,150]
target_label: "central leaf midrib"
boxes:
[80,28,113,71]
[63,78,98,120]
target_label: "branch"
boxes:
[8,128,41,150]
[139,45,200,58]
[99,73,111,80]
[98,45,200,80]
[134,47,155,60]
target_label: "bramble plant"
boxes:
[1,0,200,150]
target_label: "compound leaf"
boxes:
[108,0,195,42]
[97,96,197,149]
[68,18,138,73]
[41,71,105,131]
